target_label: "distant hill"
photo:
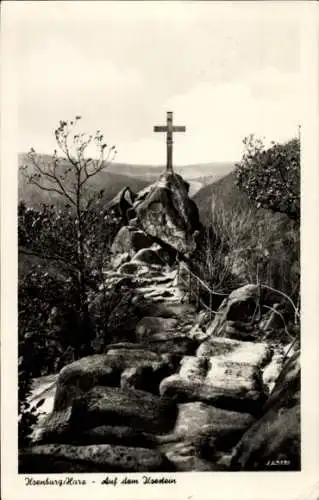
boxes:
[193,171,251,224]
[18,154,150,209]
[18,153,234,207]
[107,160,234,182]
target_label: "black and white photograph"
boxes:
[16,0,303,475]
[2,0,318,492]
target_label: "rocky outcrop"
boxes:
[133,172,201,256]
[110,172,201,262]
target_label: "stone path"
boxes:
[26,265,289,472]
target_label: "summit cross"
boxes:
[153,111,186,174]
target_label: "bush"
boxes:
[235,135,300,221]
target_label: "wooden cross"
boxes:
[154,111,186,173]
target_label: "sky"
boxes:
[16,1,303,165]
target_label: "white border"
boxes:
[1,2,319,500]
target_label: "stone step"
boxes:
[197,337,272,368]
[173,402,254,442]
[159,355,266,414]
[69,386,178,435]
[50,350,171,416]
[42,385,178,443]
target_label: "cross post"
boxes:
[154,111,186,173]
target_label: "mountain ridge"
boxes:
[18,153,234,207]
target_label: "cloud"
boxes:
[117,67,301,165]
[16,2,302,163]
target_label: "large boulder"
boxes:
[20,443,172,473]
[156,403,254,471]
[230,351,300,470]
[173,402,254,444]
[40,350,170,441]
[50,350,169,412]
[42,385,178,443]
[69,386,178,435]
[134,172,201,256]
[205,284,291,340]
[204,358,265,412]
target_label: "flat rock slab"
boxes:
[53,350,167,411]
[160,376,264,414]
[205,358,264,405]
[159,356,265,414]
[70,386,178,435]
[21,443,172,473]
[197,338,272,368]
[173,402,254,441]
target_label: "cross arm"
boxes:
[172,126,186,132]
[153,126,167,132]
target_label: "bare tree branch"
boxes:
[27,153,77,206]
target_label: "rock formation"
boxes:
[110,172,201,262]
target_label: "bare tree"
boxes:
[20,117,117,354]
